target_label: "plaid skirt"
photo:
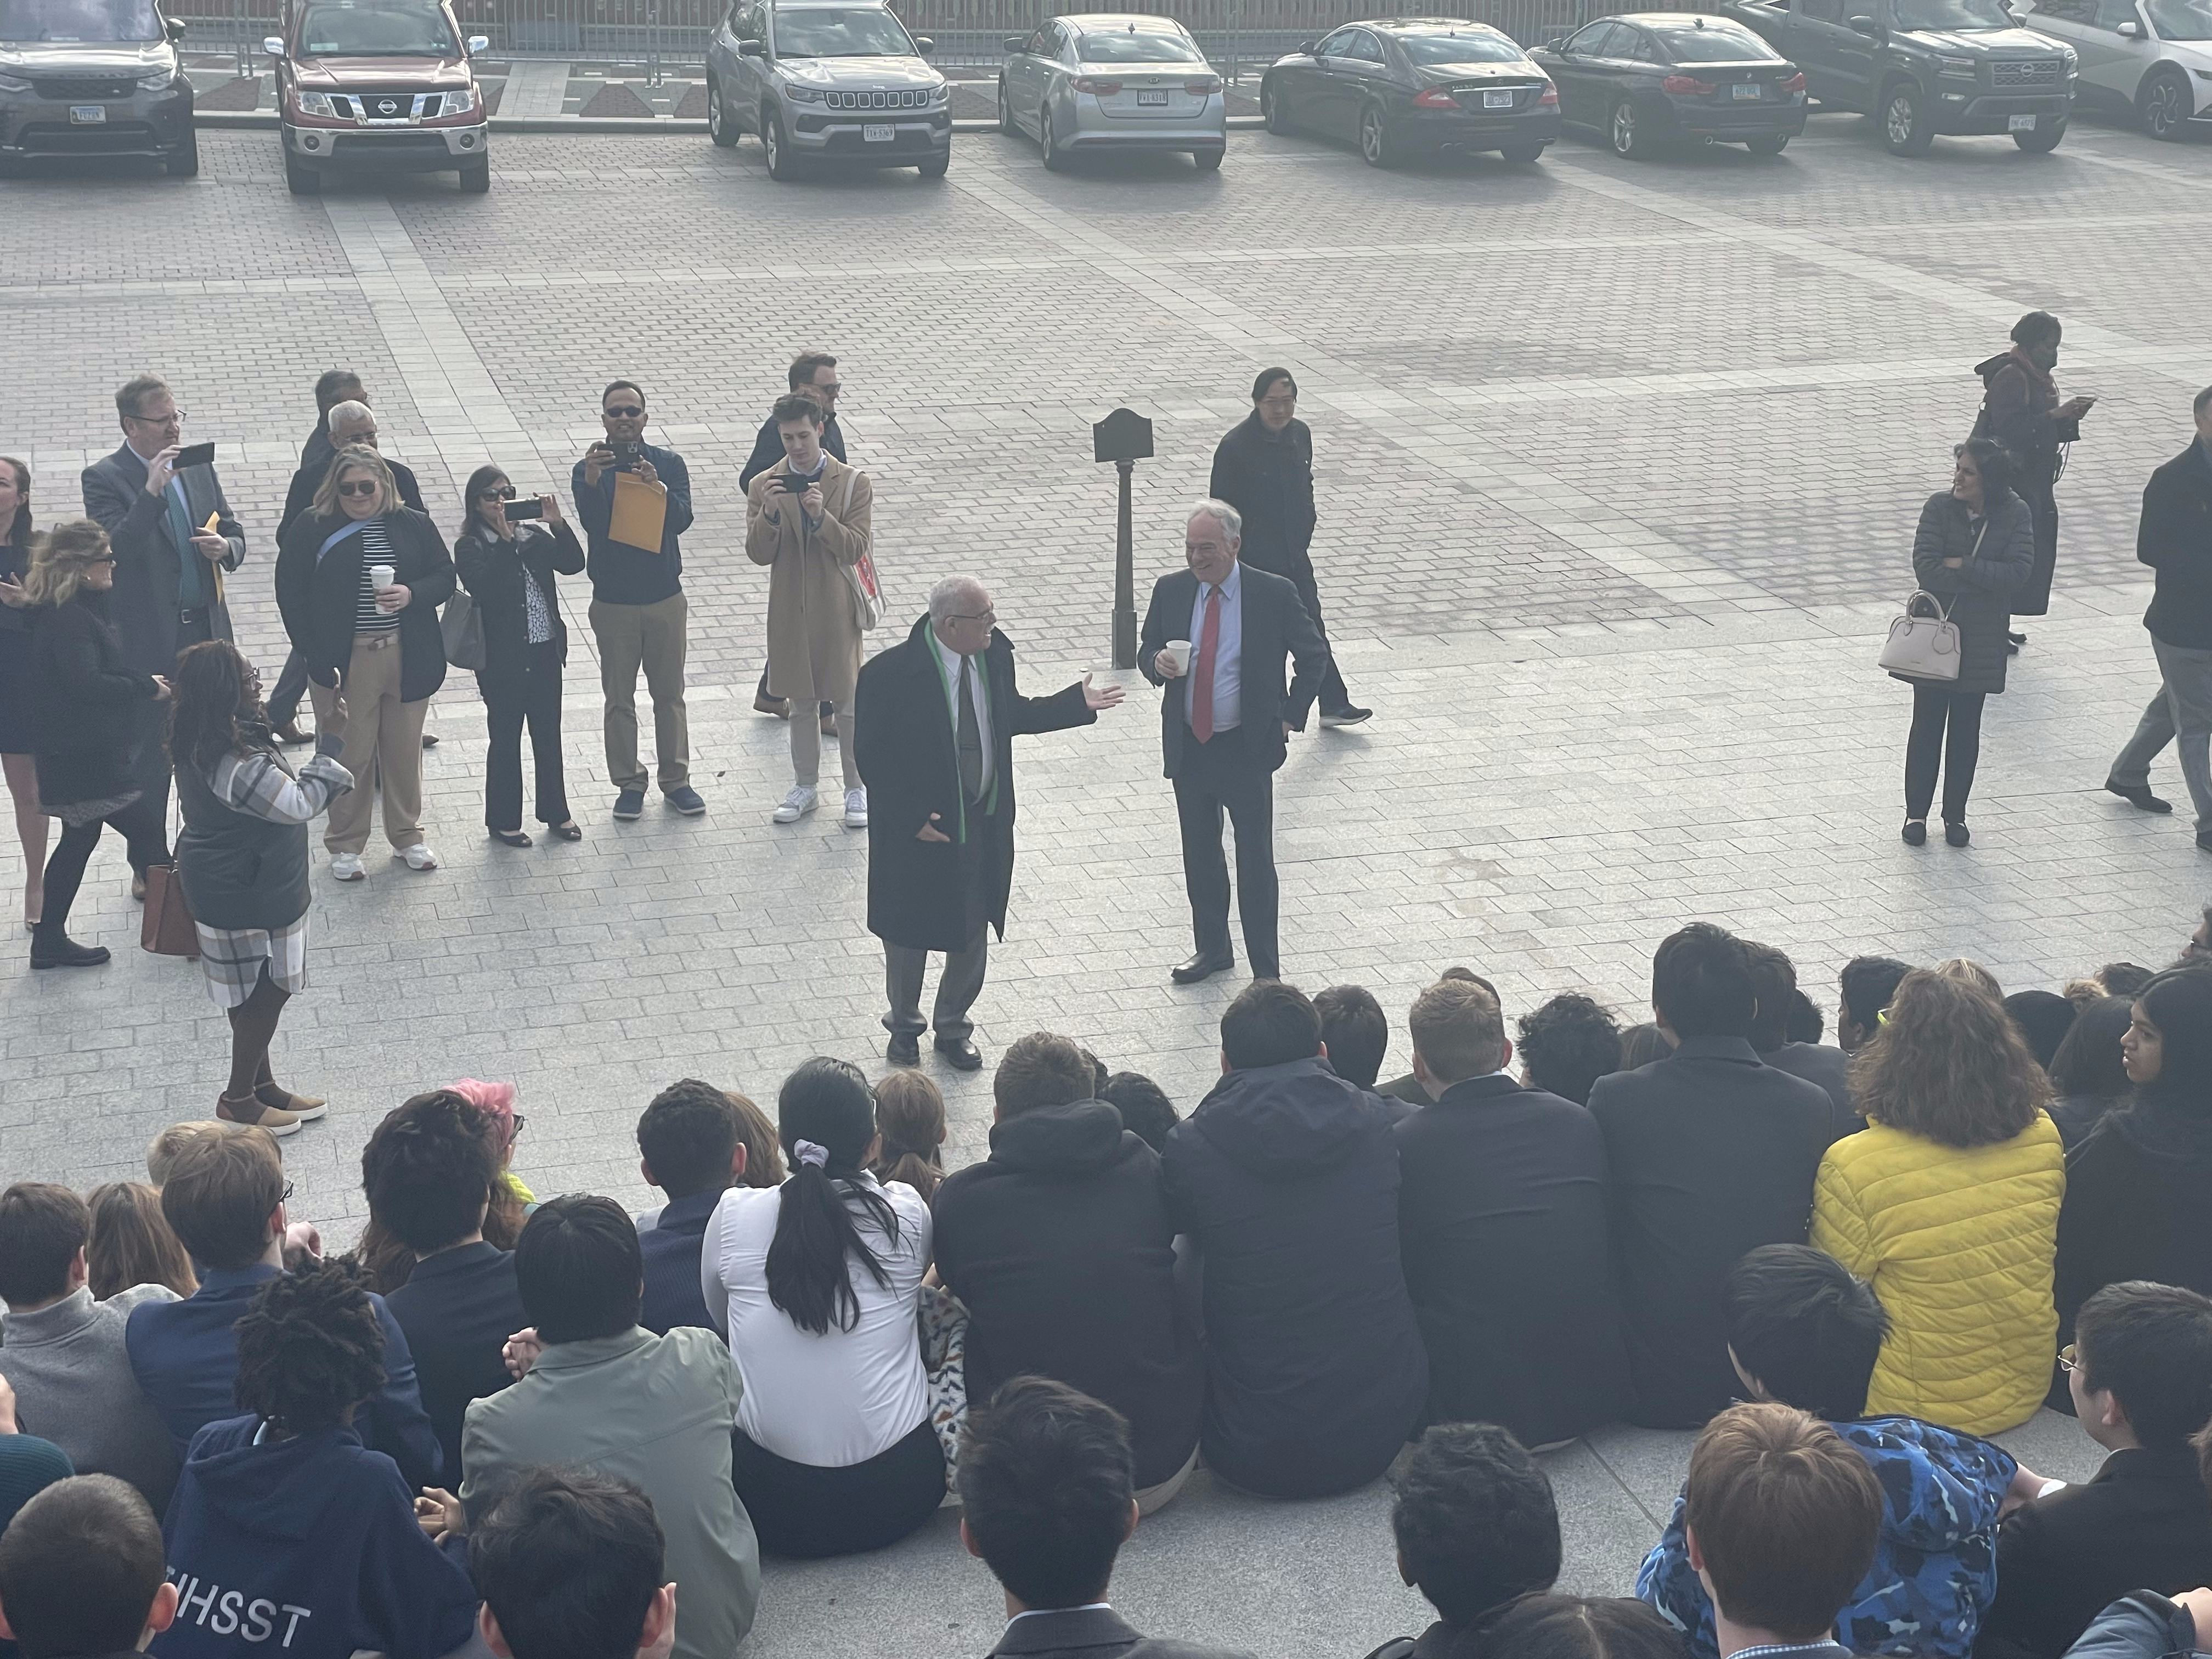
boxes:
[195,915,310,1008]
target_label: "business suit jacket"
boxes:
[1136,561,1327,775]
[380,1241,526,1489]
[80,443,244,674]
[985,1606,1255,1659]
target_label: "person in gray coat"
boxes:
[1897,438,2034,847]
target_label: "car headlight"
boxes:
[442,84,476,114]
[781,80,820,101]
[137,66,176,91]
[0,70,31,92]
[1937,54,1975,76]
[294,88,340,117]
[929,80,949,103]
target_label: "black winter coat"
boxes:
[1207,413,1316,579]
[30,590,159,807]
[853,614,1095,953]
[2140,440,2212,651]
[2053,1094,2212,1353]
[930,1100,1204,1488]
[1394,1074,1631,1446]
[454,520,586,693]
[1899,489,2033,697]
[274,508,457,704]
[1161,1056,1428,1497]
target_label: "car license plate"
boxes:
[1732,81,1761,99]
[862,122,893,142]
[1137,89,1168,105]
[69,104,106,122]
[1483,88,1513,108]
[2009,112,2036,130]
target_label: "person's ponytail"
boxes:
[765,1058,902,1336]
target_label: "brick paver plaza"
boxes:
[4,109,2210,1654]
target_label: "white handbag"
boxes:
[1878,590,1961,682]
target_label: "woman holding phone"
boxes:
[454,465,585,846]
[274,444,456,882]
[0,455,48,930]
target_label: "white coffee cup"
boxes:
[368,563,396,591]
[1161,639,1193,675]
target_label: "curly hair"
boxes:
[1390,1423,1560,1626]
[167,639,271,781]
[234,1259,386,1434]
[1847,969,2049,1148]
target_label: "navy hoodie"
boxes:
[1161,1055,1428,1498]
[154,1416,477,1659]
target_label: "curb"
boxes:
[193,110,1268,135]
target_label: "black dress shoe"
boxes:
[1171,951,1235,985]
[421,732,439,749]
[2007,630,2027,646]
[886,1031,921,1066]
[2198,831,2212,854]
[1945,820,1971,847]
[1901,819,1927,847]
[934,1036,983,1071]
[2106,779,2174,814]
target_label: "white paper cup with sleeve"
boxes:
[368,563,396,592]
[1161,640,1193,675]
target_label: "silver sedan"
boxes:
[997,14,1228,170]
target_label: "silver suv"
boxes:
[0,0,196,177]
[705,0,951,179]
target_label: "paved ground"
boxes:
[3,109,2208,1654]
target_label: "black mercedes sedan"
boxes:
[1261,16,1562,166]
[1528,12,1808,157]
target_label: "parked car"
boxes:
[0,0,195,176]
[706,0,950,179]
[997,14,1226,170]
[267,0,489,194]
[1724,0,2077,151]
[2015,0,2211,137]
[1531,12,1808,153]
[1261,17,1561,165]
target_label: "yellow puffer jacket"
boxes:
[1809,1113,2064,1436]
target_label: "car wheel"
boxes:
[1746,132,1789,156]
[2138,66,2190,140]
[1039,104,1063,170]
[997,77,1016,136]
[707,75,738,146]
[764,106,798,179]
[284,153,320,194]
[917,145,949,177]
[1262,77,1293,134]
[166,124,199,176]
[1881,80,1934,155]
[458,155,490,192]
[1358,102,1397,167]
[1610,98,1648,159]
[1193,144,1223,170]
[1500,139,1547,163]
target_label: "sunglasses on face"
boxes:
[478,487,515,501]
[605,405,644,420]
[336,480,379,498]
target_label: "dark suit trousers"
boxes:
[266,647,311,727]
[883,809,995,1041]
[482,642,569,830]
[1288,567,1352,717]
[128,612,216,843]
[1173,724,1278,977]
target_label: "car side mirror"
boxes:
[737,37,764,54]
[466,33,488,52]
[913,34,933,52]
[263,33,284,53]
[2116,17,2140,33]
[164,16,186,39]
[1002,33,1023,49]
[1295,38,1317,53]
[1847,14,1882,35]
[1542,35,1565,48]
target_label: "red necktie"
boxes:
[1190,585,1222,744]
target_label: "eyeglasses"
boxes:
[125,408,185,425]
[279,1180,294,1204]
[814,382,842,397]
[1258,395,1297,410]
[336,479,380,498]
[604,405,645,420]
[948,610,996,627]
[510,1113,527,1139]
[2058,1343,2080,1374]
[478,487,515,501]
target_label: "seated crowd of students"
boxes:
[3,908,2212,1658]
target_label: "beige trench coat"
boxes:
[744,454,873,705]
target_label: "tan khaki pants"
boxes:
[590,593,689,793]
[308,633,428,855]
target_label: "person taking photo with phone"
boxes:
[573,381,702,824]
[455,467,585,848]
[743,351,845,733]
[1973,311,2095,648]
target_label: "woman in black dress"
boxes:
[0,456,46,930]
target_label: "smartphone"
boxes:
[774,473,803,492]
[606,439,643,470]
[173,442,217,469]
[503,498,544,521]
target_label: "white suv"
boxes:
[2016,0,2212,137]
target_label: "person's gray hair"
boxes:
[326,400,375,438]
[1187,499,1241,541]
[928,575,989,623]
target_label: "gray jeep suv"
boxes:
[705,0,951,178]
[0,0,196,176]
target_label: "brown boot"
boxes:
[218,1091,302,1137]
[255,1080,329,1121]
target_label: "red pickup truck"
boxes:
[264,0,490,194]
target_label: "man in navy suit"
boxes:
[1138,500,1327,985]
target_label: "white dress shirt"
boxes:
[699,1173,932,1467]
[932,627,995,797]
[1185,560,1243,734]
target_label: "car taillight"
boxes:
[1073,76,1121,94]
[1537,79,1559,104]
[1662,74,1716,94]
[1781,70,1807,91]
[1412,86,1459,109]
[1185,76,1220,94]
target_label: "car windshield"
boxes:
[1397,29,1526,61]
[775,8,915,56]
[1891,0,2015,30]
[299,0,457,55]
[1076,29,1204,62]
[0,0,160,41]
[2147,0,2212,37]
[1652,21,1778,57]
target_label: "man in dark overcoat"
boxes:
[853,576,1121,1070]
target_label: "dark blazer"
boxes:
[2140,440,2212,651]
[1974,1444,2212,1659]
[931,1100,1204,1489]
[1758,1041,1862,1143]
[381,1242,525,1487]
[1394,1074,1632,1446]
[1585,1035,1833,1428]
[80,442,243,674]
[1136,561,1327,775]
[637,1190,723,1338]
[985,1605,1255,1659]
[1902,489,2033,697]
[1207,413,1316,578]
[454,520,586,692]
[2053,1096,2212,1355]
[29,591,160,807]
[853,614,1095,954]
[274,507,457,704]
[278,453,424,549]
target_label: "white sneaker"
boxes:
[843,788,868,829]
[772,786,819,825]
[330,853,365,882]
[400,844,440,872]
